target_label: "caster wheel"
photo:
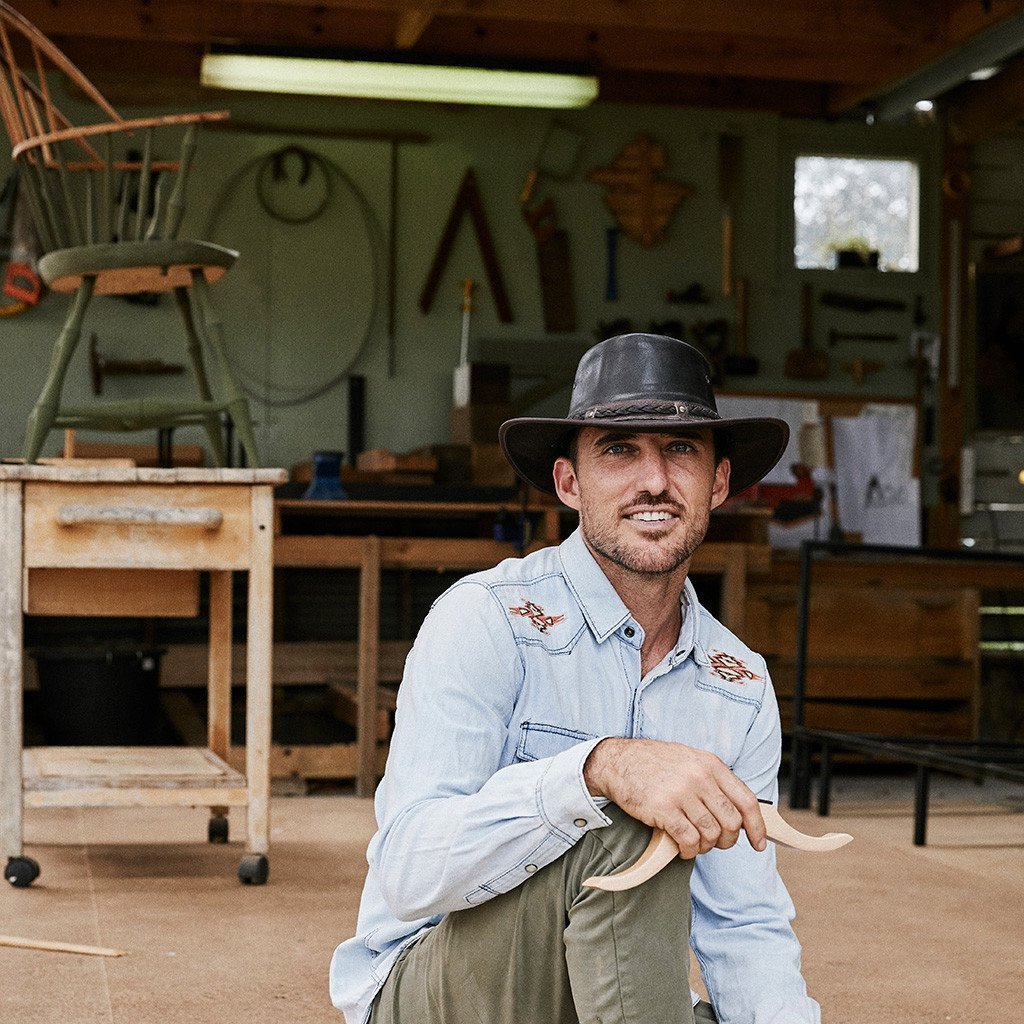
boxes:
[6,856,41,888]
[208,815,229,844]
[238,854,269,885]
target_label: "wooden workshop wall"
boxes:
[0,87,942,470]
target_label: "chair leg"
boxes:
[23,278,95,463]
[173,285,227,467]
[190,270,261,468]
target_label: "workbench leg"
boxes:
[816,743,832,817]
[0,483,24,864]
[913,766,930,847]
[719,546,747,633]
[208,570,232,836]
[356,535,381,798]
[245,489,274,861]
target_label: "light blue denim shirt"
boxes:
[330,529,821,1024]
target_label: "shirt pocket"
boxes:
[515,721,596,763]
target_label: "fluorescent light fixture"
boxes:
[969,65,1001,81]
[914,99,934,112]
[200,53,599,108]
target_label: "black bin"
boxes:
[32,645,163,745]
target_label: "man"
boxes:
[331,334,821,1024]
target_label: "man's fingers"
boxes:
[663,816,702,860]
[710,768,767,851]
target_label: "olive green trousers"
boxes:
[370,806,716,1024]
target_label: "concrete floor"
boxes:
[2,775,1022,1024]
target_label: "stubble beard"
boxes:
[581,496,711,577]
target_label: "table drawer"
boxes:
[24,482,253,570]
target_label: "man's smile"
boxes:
[624,508,679,524]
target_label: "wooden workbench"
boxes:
[0,464,286,887]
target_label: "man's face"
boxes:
[552,427,731,576]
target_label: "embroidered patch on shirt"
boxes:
[708,649,762,684]
[508,599,565,634]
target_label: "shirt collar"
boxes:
[557,528,711,667]
[676,577,710,667]
[558,529,630,642]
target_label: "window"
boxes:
[794,155,920,272]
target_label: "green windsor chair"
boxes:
[0,1,259,466]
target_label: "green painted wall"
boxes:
[0,84,942,469]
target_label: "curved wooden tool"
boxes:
[583,804,852,892]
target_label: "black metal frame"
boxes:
[794,726,1024,845]
[786,540,1024,823]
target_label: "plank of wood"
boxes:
[25,568,199,617]
[0,465,286,484]
[227,741,389,780]
[0,934,126,957]
[357,535,381,797]
[157,640,413,689]
[207,570,232,758]
[56,439,204,467]
[244,486,274,856]
[0,481,24,859]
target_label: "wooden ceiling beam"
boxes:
[598,71,826,116]
[394,9,434,49]
[15,0,941,48]
[945,51,1024,145]
[827,0,1024,114]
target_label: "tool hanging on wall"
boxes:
[785,282,828,380]
[89,333,184,396]
[819,290,906,313]
[723,277,759,376]
[665,282,710,304]
[843,357,884,384]
[828,330,899,347]
[604,226,619,301]
[420,168,513,323]
[717,133,742,298]
[589,134,692,247]
[0,167,43,314]
[520,174,576,332]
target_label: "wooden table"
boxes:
[0,465,286,888]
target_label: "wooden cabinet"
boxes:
[746,554,980,739]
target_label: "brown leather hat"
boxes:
[498,333,789,496]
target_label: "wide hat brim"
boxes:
[498,414,790,498]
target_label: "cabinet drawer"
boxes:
[24,482,253,570]
[747,584,978,661]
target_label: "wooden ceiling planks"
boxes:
[8,0,1024,116]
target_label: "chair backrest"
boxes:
[0,2,226,252]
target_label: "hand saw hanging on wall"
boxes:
[418,168,513,323]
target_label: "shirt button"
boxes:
[525,863,538,873]
[574,818,588,828]
[624,626,635,638]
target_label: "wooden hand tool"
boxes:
[583,801,852,892]
[717,133,742,298]
[785,282,828,380]
[0,933,127,957]
[419,168,512,323]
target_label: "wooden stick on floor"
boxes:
[0,933,127,957]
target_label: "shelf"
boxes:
[23,746,249,808]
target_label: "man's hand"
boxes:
[584,737,767,858]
